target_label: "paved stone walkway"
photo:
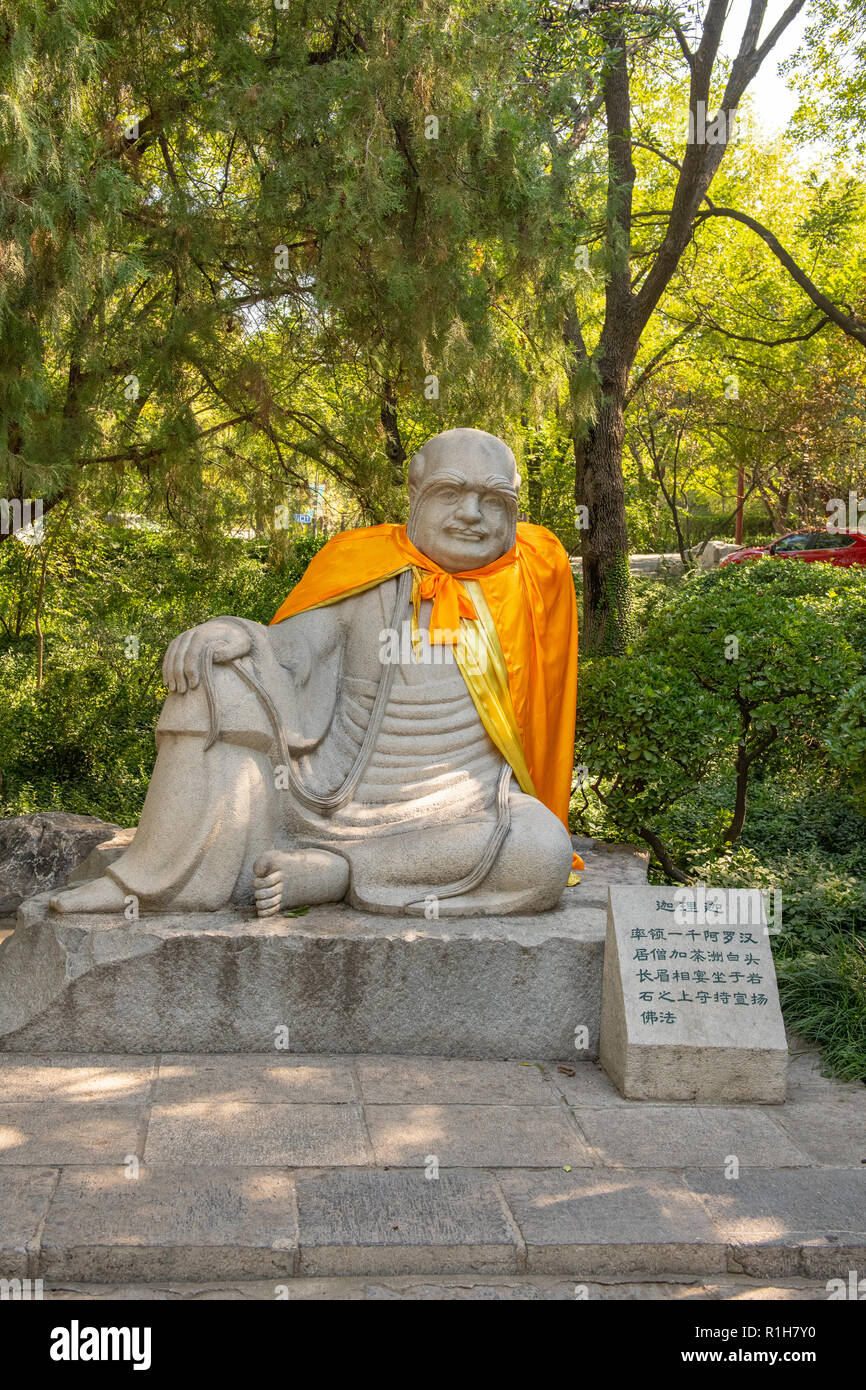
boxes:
[37,1275,826,1300]
[1,1042,863,1298]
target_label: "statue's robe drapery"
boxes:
[270,522,579,830]
[103,523,580,915]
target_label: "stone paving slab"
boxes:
[770,1096,866,1166]
[0,1104,142,1165]
[366,1103,593,1167]
[684,1169,866,1279]
[0,1049,863,1287]
[355,1057,553,1105]
[155,1056,355,1105]
[548,1046,863,1110]
[543,1059,636,1106]
[785,1048,842,1092]
[496,1169,726,1275]
[571,1105,812,1169]
[144,1102,372,1166]
[39,1166,298,1283]
[0,1056,156,1105]
[294,1168,519,1276]
[0,1166,58,1276]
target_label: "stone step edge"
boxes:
[20,1272,827,1300]
[16,1240,865,1285]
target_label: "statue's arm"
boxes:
[162,604,344,696]
[161,603,347,752]
[267,603,345,678]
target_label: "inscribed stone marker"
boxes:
[600,886,787,1103]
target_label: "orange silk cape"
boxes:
[270,522,578,831]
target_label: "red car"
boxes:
[720,529,866,567]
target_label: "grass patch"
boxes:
[777,938,866,1083]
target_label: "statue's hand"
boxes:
[162,620,252,694]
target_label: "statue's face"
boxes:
[409,452,517,572]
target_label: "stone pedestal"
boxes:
[0,897,601,1057]
[0,842,646,1056]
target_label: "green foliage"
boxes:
[788,0,866,159]
[644,562,866,773]
[575,561,866,857]
[574,652,732,842]
[0,517,325,821]
[777,939,866,1082]
[690,841,866,958]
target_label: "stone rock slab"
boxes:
[38,1166,298,1282]
[0,813,124,914]
[0,1167,59,1278]
[600,887,788,1102]
[497,1169,727,1275]
[684,1169,866,1278]
[294,1168,519,1276]
[0,891,611,1057]
[568,839,650,908]
[65,827,136,885]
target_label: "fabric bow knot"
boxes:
[416,569,478,642]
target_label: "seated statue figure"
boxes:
[51,428,580,919]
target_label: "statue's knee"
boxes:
[504,799,573,895]
[156,664,274,750]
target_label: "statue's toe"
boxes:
[255,891,283,919]
[253,851,283,879]
[255,869,282,890]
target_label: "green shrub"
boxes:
[0,520,327,821]
[574,560,866,870]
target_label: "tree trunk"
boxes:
[639,826,691,885]
[380,378,406,486]
[34,545,48,690]
[574,23,635,655]
[564,0,809,646]
[523,417,543,522]
[723,739,750,844]
[579,364,632,654]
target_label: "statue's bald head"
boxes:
[407,428,520,572]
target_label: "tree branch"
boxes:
[695,205,866,347]
[638,825,691,883]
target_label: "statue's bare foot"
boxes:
[50,877,128,914]
[253,849,349,918]
[253,853,288,918]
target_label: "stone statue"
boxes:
[50,428,580,919]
